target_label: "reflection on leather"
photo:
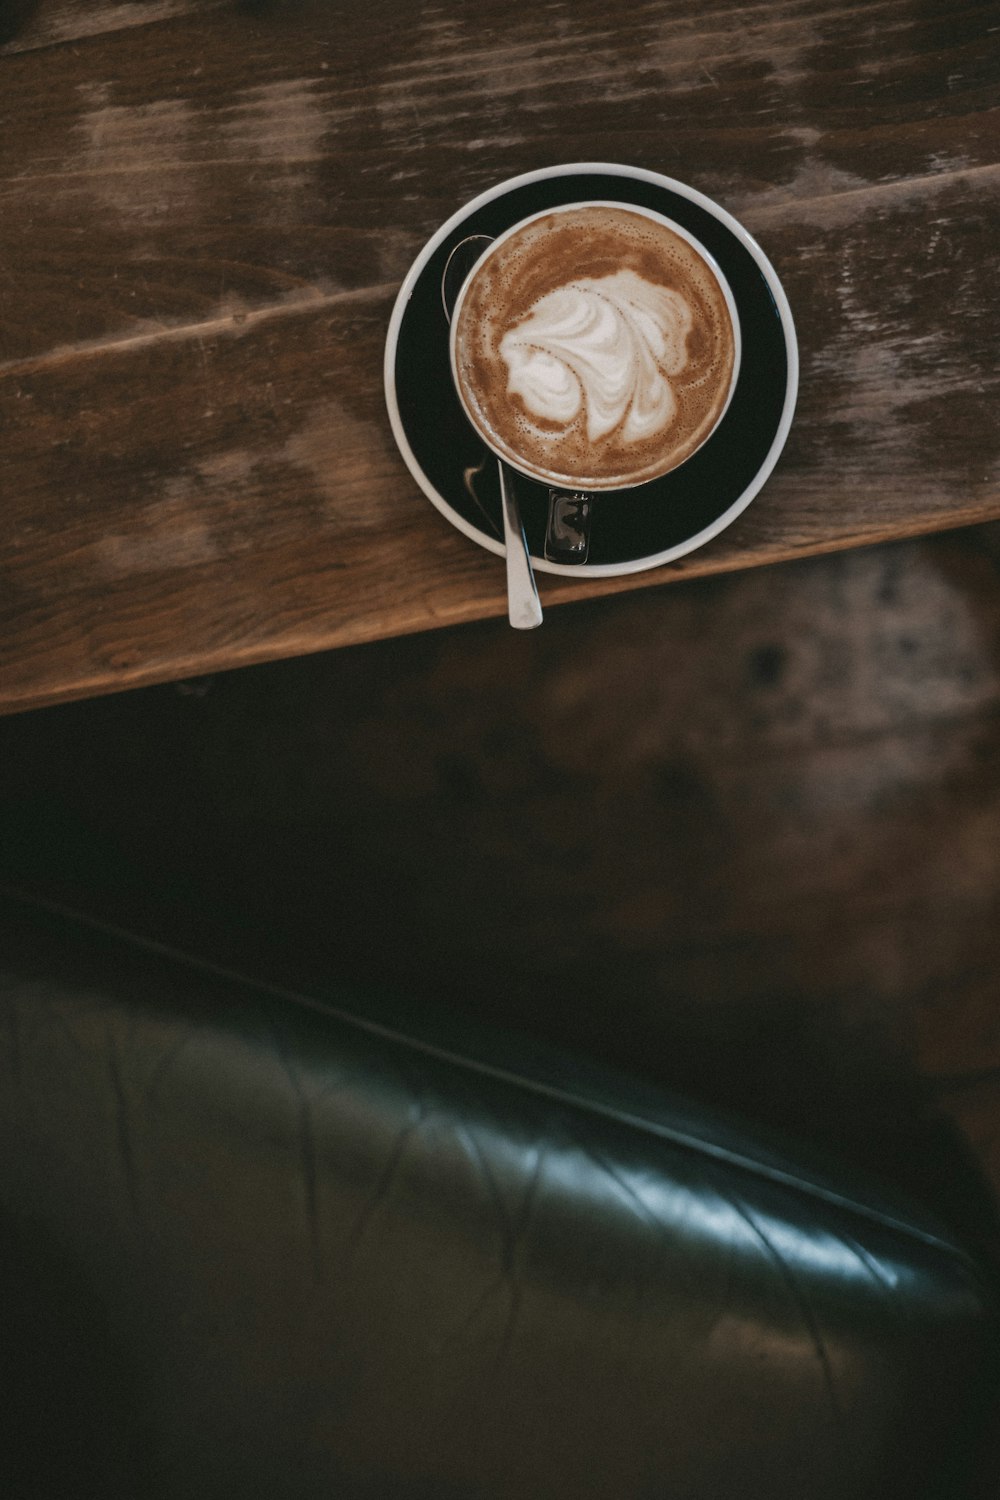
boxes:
[0,892,996,1500]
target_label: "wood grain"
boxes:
[0,1,231,52]
[2,0,999,711]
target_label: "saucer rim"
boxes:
[383,162,799,579]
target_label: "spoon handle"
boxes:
[498,462,543,630]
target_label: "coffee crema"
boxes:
[451,204,737,490]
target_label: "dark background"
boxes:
[4,523,1000,1275]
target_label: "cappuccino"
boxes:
[451,203,738,490]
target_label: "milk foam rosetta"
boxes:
[499,272,693,444]
[452,204,737,490]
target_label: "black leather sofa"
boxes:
[1,887,997,1499]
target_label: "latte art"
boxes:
[499,270,693,445]
[451,203,738,490]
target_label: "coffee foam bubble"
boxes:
[453,205,736,489]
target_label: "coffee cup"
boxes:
[384,162,797,580]
[448,200,742,560]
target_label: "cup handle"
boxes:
[545,491,592,564]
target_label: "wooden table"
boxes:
[2,0,998,714]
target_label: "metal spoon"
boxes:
[442,235,543,631]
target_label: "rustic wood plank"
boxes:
[0,1,230,53]
[3,0,997,362]
[2,0,999,711]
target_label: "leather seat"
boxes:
[1,889,996,1499]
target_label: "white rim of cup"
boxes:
[447,200,743,493]
[383,161,799,579]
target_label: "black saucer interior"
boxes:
[393,172,789,568]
